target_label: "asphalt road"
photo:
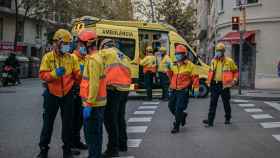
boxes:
[0,79,280,158]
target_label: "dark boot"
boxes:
[225,119,231,125]
[181,112,188,126]
[119,146,128,152]
[71,141,88,150]
[37,147,48,158]
[63,149,74,158]
[203,119,213,127]
[171,126,179,134]
[102,149,119,158]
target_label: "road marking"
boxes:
[116,157,135,158]
[232,99,249,103]
[264,102,280,111]
[260,122,280,128]
[244,108,263,113]
[127,139,142,148]
[272,135,280,142]
[238,104,255,107]
[142,101,160,105]
[251,114,273,119]
[128,117,152,123]
[127,126,148,133]
[134,111,155,115]
[138,106,158,110]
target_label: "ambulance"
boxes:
[71,16,210,97]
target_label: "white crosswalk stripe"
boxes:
[134,111,155,115]
[260,122,280,128]
[244,108,263,113]
[128,117,152,123]
[233,99,249,103]
[272,135,280,142]
[142,101,160,105]
[264,102,280,111]
[127,139,142,148]
[251,114,273,119]
[138,106,158,110]
[127,126,148,133]
[238,104,255,107]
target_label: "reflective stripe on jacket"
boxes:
[101,48,132,92]
[140,55,157,74]
[207,57,238,88]
[79,52,107,107]
[169,60,200,91]
[71,50,86,84]
[158,55,171,73]
[39,51,79,97]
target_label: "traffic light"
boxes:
[232,16,240,31]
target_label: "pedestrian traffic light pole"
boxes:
[238,4,247,95]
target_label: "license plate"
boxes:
[2,73,8,77]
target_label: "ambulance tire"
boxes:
[199,81,209,98]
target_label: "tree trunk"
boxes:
[13,0,19,52]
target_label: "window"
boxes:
[36,24,42,39]
[0,18,3,40]
[236,0,259,6]
[0,0,11,8]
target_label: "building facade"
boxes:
[196,0,280,89]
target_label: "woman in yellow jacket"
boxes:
[140,46,156,100]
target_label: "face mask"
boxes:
[60,44,71,54]
[79,46,87,55]
[175,54,184,61]
[215,51,222,58]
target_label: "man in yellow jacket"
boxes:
[203,43,238,127]
[70,35,88,150]
[157,47,171,101]
[99,39,132,157]
[79,30,107,158]
[140,46,156,100]
[37,29,80,158]
[168,45,200,134]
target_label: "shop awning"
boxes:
[219,31,255,44]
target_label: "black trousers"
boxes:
[39,89,74,150]
[168,89,189,128]
[144,72,154,100]
[208,82,231,124]
[72,88,83,144]
[158,72,169,99]
[104,89,129,152]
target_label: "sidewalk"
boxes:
[232,89,280,101]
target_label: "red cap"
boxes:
[175,45,187,54]
[78,30,97,42]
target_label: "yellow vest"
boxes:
[158,55,171,73]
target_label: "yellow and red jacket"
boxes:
[39,51,80,97]
[140,55,157,74]
[79,52,107,107]
[100,48,132,92]
[71,50,86,84]
[158,54,171,73]
[168,60,200,91]
[208,57,238,88]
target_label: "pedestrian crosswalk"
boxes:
[233,99,280,144]
[121,100,160,158]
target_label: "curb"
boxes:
[232,95,280,101]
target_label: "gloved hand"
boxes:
[55,67,65,77]
[80,64,84,74]
[83,107,92,120]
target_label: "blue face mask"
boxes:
[215,51,223,58]
[60,44,71,54]
[175,54,184,61]
[79,46,87,55]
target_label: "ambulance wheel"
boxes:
[199,81,209,98]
